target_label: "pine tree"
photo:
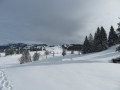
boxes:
[89,33,94,43]
[93,27,108,52]
[118,35,120,44]
[93,27,101,52]
[88,33,94,52]
[100,26,108,50]
[82,36,91,54]
[19,49,24,54]
[108,26,118,46]
[117,22,120,32]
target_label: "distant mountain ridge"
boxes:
[0,43,48,52]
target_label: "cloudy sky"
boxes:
[0,0,120,44]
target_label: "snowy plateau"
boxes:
[0,45,120,90]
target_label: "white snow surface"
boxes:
[0,45,120,90]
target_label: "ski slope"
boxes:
[0,45,120,90]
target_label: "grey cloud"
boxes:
[0,0,120,44]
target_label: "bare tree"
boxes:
[45,50,49,59]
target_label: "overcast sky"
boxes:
[0,0,120,44]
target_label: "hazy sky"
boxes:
[0,0,120,44]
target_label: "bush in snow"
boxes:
[5,49,15,56]
[19,50,31,64]
[33,52,40,61]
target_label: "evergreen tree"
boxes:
[114,27,118,43]
[108,26,118,46]
[88,33,94,52]
[19,49,24,54]
[33,51,40,61]
[19,50,31,64]
[89,33,94,43]
[93,27,101,52]
[93,27,108,52]
[118,35,120,44]
[82,36,91,54]
[100,26,108,50]
[117,22,120,32]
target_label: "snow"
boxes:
[0,45,120,90]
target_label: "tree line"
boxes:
[82,26,119,54]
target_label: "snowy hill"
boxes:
[0,45,120,90]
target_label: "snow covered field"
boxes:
[0,45,120,90]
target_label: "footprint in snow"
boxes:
[0,71,13,90]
